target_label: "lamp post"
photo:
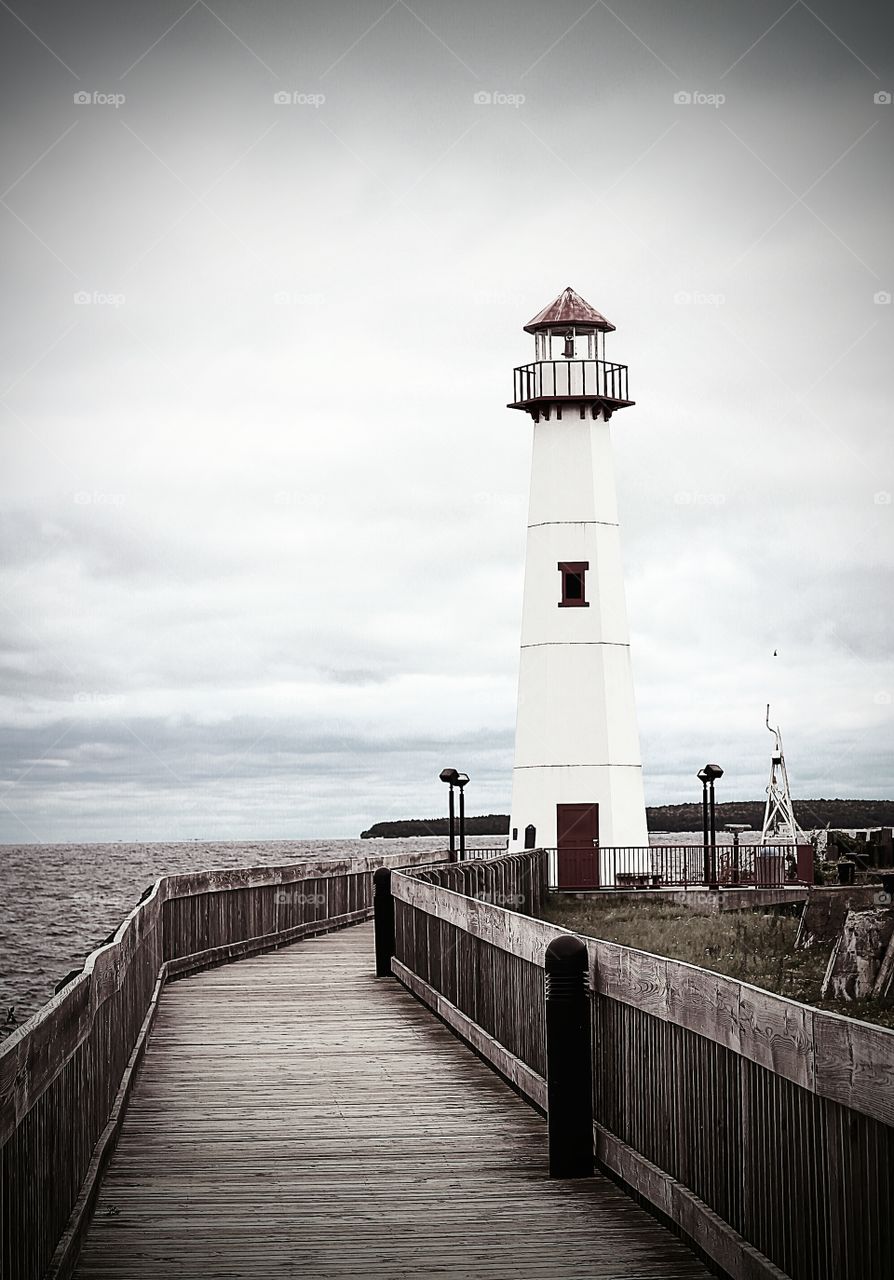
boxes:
[439,767,459,860]
[697,764,724,888]
[455,773,470,861]
[697,769,710,883]
[725,823,750,886]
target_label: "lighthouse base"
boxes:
[508,763,649,885]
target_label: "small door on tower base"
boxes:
[556,803,600,889]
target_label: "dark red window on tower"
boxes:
[558,561,589,607]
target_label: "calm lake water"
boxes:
[0,836,481,1033]
[0,831,720,1034]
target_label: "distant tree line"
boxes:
[361,815,510,838]
[361,800,894,839]
[647,800,894,832]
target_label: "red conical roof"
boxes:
[523,286,616,333]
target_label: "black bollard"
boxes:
[373,868,395,978]
[545,935,594,1178]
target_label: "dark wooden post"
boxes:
[373,868,395,977]
[545,935,593,1178]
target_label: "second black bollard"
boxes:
[545,935,594,1178]
[373,867,395,978]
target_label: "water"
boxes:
[0,831,751,1035]
[0,836,486,1033]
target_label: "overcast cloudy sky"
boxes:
[0,0,891,842]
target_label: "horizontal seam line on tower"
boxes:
[527,520,619,529]
[513,763,643,770]
[520,641,630,648]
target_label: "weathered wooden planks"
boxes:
[394,863,894,1280]
[1,848,450,1280]
[11,844,894,1280]
[1,893,163,1280]
[391,946,794,1280]
[395,863,894,1280]
[73,922,711,1280]
[391,957,548,1110]
[394,868,894,1128]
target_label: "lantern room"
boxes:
[508,285,634,421]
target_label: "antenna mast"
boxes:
[761,705,805,844]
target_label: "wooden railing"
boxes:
[390,852,894,1280]
[0,848,449,1280]
[409,850,545,915]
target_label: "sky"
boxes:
[0,0,892,842]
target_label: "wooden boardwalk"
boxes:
[74,923,711,1279]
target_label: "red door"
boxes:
[557,803,599,889]
[796,844,815,884]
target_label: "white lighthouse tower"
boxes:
[507,287,648,886]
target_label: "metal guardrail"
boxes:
[511,358,630,406]
[543,843,809,891]
[458,845,510,860]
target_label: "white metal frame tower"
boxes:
[506,287,648,881]
[761,705,805,844]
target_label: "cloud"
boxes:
[1,0,892,840]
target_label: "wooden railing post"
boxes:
[545,936,594,1178]
[373,868,395,977]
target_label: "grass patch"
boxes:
[542,895,894,1028]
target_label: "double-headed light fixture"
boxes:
[439,767,470,861]
[697,763,724,887]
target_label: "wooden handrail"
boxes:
[391,869,894,1129]
[391,853,894,1280]
[1,847,449,1280]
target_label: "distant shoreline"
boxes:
[361,799,894,838]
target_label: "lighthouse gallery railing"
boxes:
[511,358,630,405]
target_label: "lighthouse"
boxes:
[507,287,648,885]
